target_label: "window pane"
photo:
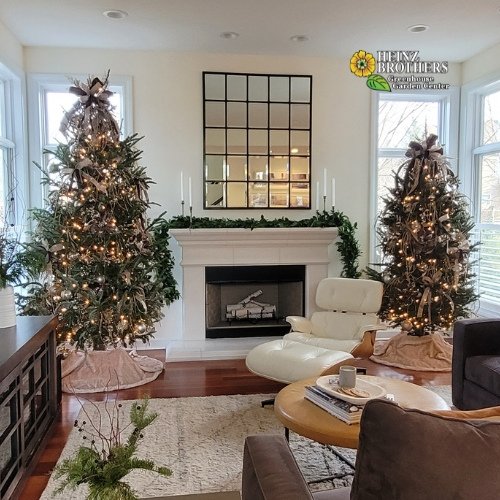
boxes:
[0,148,5,220]
[482,90,500,145]
[45,92,78,144]
[480,153,500,223]
[378,100,438,148]
[46,90,122,145]
[0,80,5,137]
[377,156,405,213]
[475,228,500,307]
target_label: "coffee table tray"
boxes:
[316,375,387,405]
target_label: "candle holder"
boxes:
[189,206,193,227]
[323,195,327,212]
[181,200,185,217]
[331,205,336,213]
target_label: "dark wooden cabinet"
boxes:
[0,316,60,500]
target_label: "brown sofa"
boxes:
[242,398,500,500]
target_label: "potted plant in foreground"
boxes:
[0,223,23,328]
[52,395,171,500]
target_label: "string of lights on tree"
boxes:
[20,72,179,349]
[366,134,477,336]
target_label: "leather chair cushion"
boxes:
[245,339,353,384]
[465,355,500,398]
[315,278,383,313]
[284,331,360,352]
[351,398,500,500]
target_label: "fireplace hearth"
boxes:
[205,265,305,338]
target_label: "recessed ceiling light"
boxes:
[220,32,239,39]
[407,24,429,33]
[103,10,128,20]
[290,35,309,43]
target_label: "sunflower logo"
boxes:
[350,50,375,77]
[350,50,391,92]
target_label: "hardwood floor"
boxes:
[19,352,451,500]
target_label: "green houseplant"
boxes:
[0,208,25,328]
[52,395,171,500]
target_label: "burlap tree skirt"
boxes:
[61,348,164,393]
[370,332,452,372]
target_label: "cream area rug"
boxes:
[41,389,451,499]
[371,332,453,372]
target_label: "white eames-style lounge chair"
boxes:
[246,277,385,385]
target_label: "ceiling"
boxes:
[1,0,499,62]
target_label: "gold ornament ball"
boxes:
[137,323,147,334]
[60,290,73,300]
[401,320,413,331]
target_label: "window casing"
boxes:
[0,61,27,230]
[370,89,459,263]
[460,74,500,315]
[27,74,132,209]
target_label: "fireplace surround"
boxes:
[170,227,338,354]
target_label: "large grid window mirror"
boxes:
[203,72,312,209]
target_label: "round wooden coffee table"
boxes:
[274,375,450,449]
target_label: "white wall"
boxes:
[0,18,23,68]
[23,47,382,345]
[462,41,500,84]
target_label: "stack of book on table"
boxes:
[304,385,364,425]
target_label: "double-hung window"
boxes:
[370,89,459,262]
[27,74,132,208]
[461,75,500,315]
[0,61,27,230]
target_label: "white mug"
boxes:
[339,365,356,389]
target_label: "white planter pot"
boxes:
[0,286,17,328]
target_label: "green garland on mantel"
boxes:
[152,210,361,304]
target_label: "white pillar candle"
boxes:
[323,168,327,197]
[315,181,320,211]
[180,171,184,202]
[331,177,336,207]
[188,177,192,207]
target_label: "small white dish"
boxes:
[316,375,386,405]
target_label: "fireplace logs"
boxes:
[226,290,277,321]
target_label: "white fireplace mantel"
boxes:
[170,227,338,267]
[169,227,338,357]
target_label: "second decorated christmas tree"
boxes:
[367,134,477,337]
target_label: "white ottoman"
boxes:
[245,339,354,384]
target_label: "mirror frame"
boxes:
[203,71,312,209]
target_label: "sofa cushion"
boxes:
[465,355,500,397]
[351,398,500,500]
